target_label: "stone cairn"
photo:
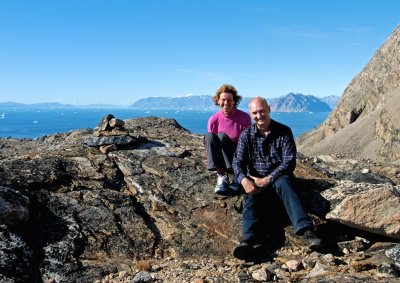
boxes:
[95,114,126,154]
[96,113,126,133]
[84,114,148,154]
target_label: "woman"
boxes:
[204,84,251,195]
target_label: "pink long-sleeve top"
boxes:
[207,108,251,144]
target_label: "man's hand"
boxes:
[250,175,270,189]
[241,177,261,195]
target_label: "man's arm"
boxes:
[233,132,260,195]
[232,133,247,184]
[269,130,296,183]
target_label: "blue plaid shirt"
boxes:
[233,120,296,185]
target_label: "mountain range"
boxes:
[0,93,339,112]
[130,93,340,112]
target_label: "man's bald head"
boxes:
[249,96,271,132]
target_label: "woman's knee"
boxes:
[204,132,214,141]
[217,133,230,142]
[204,133,218,145]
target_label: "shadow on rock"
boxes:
[13,194,82,283]
[295,177,333,219]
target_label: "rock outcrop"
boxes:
[297,24,400,164]
[0,115,399,282]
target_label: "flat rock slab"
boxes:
[84,135,148,147]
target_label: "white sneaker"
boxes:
[214,175,229,194]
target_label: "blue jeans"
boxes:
[242,175,313,242]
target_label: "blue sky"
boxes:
[0,0,399,106]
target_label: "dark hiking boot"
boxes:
[303,229,322,250]
[233,240,266,261]
[233,241,254,261]
[252,243,266,259]
[228,181,241,192]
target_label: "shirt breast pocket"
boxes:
[269,145,282,167]
[252,155,269,175]
[270,155,281,168]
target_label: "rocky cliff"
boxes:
[1,115,399,282]
[297,25,400,164]
[129,93,337,112]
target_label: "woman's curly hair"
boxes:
[213,84,242,108]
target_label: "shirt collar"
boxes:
[251,119,275,136]
[220,108,236,117]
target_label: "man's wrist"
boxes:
[245,176,254,182]
[267,174,273,184]
[237,175,245,185]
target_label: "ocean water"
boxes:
[0,108,329,139]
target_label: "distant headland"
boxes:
[0,92,340,112]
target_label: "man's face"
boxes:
[249,99,270,129]
[218,92,235,115]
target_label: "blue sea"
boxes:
[0,108,329,139]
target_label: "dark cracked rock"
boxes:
[0,116,399,282]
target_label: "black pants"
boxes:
[203,133,236,172]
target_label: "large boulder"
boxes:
[322,181,400,239]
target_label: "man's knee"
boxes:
[273,175,295,192]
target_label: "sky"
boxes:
[0,0,399,106]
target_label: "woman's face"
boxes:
[218,92,235,115]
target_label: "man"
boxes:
[204,84,251,196]
[232,96,321,261]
